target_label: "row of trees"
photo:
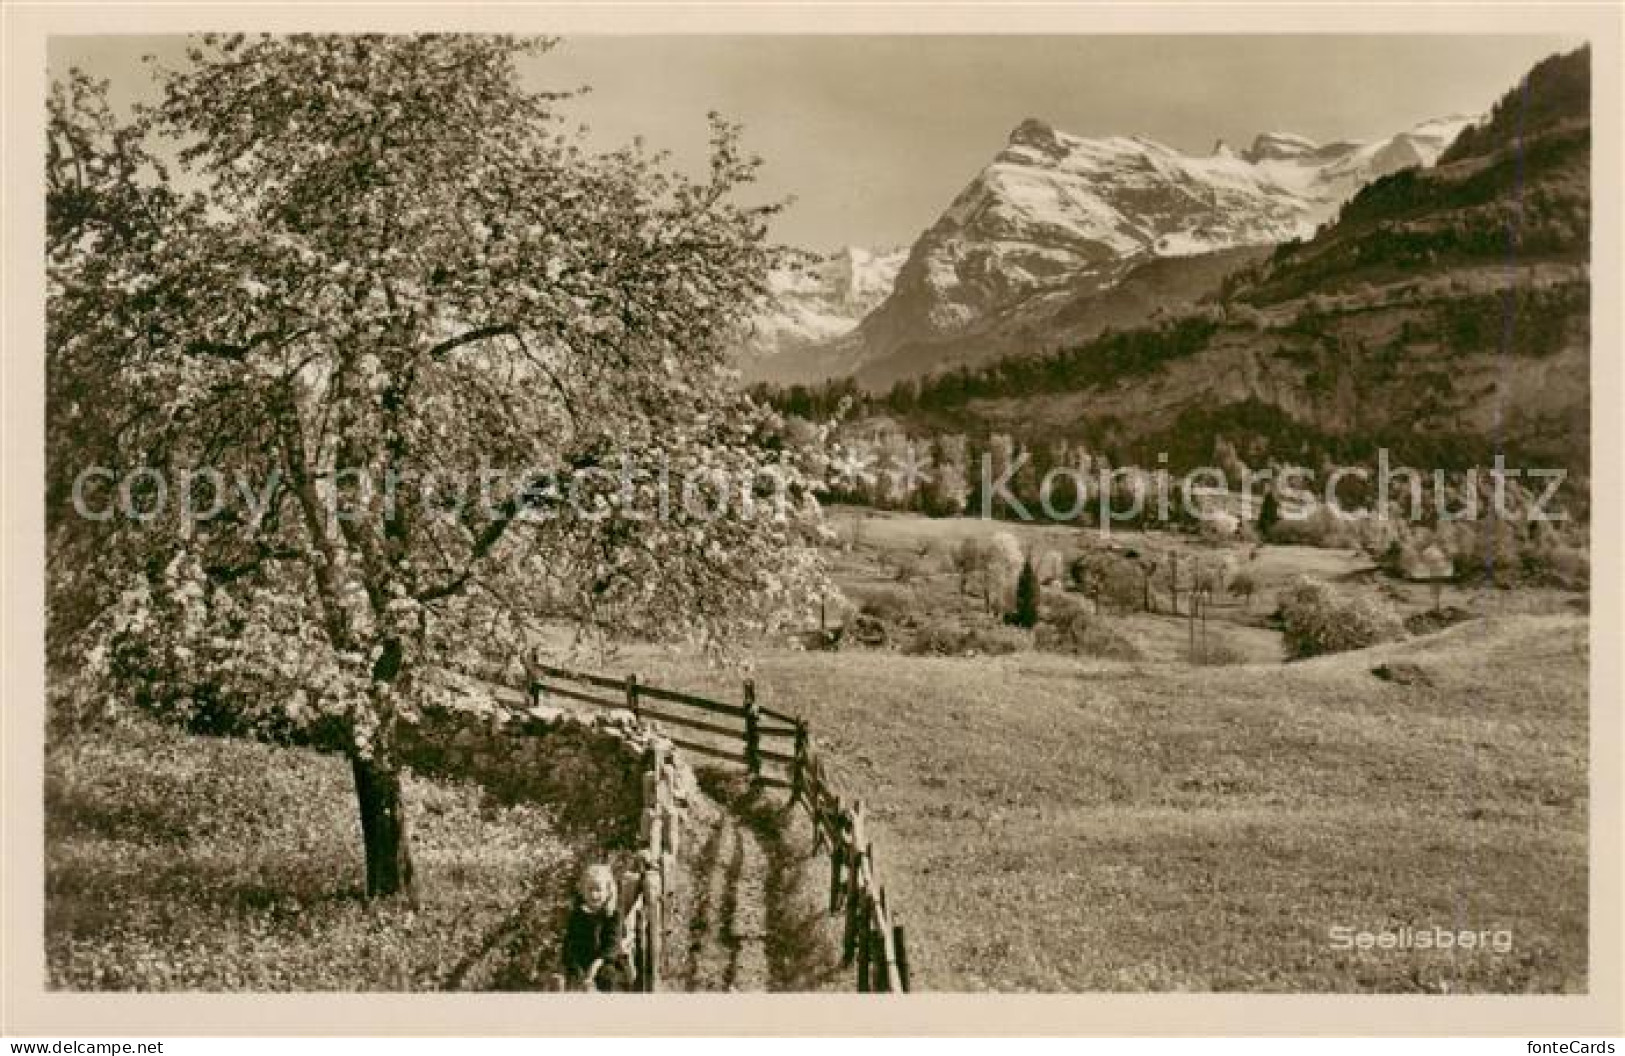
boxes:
[752,313,1223,423]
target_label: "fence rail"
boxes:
[522,660,912,992]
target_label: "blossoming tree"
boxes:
[47,35,826,898]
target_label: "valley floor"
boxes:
[619,614,1588,991]
[47,508,1590,994]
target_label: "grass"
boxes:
[45,714,588,991]
[609,613,1588,992]
[49,508,1589,993]
[529,510,1587,992]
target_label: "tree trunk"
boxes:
[353,637,415,900]
[352,749,415,899]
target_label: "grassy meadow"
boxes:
[45,505,1589,993]
[45,716,588,990]
[603,508,1590,992]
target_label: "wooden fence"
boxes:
[526,663,911,992]
[530,664,801,789]
[790,731,911,992]
[613,739,684,992]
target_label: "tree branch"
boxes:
[424,323,515,360]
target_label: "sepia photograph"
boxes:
[5,5,1620,1036]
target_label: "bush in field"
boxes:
[904,620,966,656]
[849,584,918,627]
[1277,576,1406,658]
[1402,542,1455,610]
[1266,503,1358,549]
[1538,541,1590,589]
[1229,570,1257,610]
[1198,510,1241,539]
[1070,551,1145,614]
[1010,557,1040,629]
[986,532,1025,604]
[1042,589,1088,625]
[1036,609,1145,661]
[950,537,990,596]
[905,620,1029,657]
[965,625,1031,656]
[1258,488,1281,537]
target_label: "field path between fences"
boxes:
[683,785,772,991]
[453,670,843,992]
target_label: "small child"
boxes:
[561,863,628,992]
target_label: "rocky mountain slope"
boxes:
[740,246,905,372]
[759,112,1474,388]
[866,46,1590,472]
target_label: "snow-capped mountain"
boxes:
[851,114,1477,364]
[1237,114,1478,214]
[745,246,907,358]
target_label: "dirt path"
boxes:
[681,772,848,992]
[682,785,771,991]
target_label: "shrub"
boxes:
[892,552,924,584]
[1539,542,1590,590]
[849,584,917,626]
[1266,503,1358,549]
[1198,510,1241,539]
[985,532,1025,604]
[1036,610,1145,661]
[904,620,967,656]
[1258,488,1280,536]
[1070,551,1146,614]
[950,537,990,594]
[850,613,889,647]
[1277,576,1406,658]
[905,621,1030,657]
[1403,605,1475,636]
[1042,590,1089,625]
[963,625,1031,656]
[1010,557,1040,629]
[1229,570,1257,609]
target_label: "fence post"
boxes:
[524,646,541,708]
[642,865,663,992]
[626,672,641,720]
[870,912,887,992]
[790,720,809,806]
[841,848,861,965]
[854,893,872,991]
[879,891,902,992]
[828,830,845,913]
[743,678,762,779]
[841,803,866,965]
[893,923,911,992]
[808,774,828,853]
[621,866,643,988]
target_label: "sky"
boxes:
[50,34,1581,251]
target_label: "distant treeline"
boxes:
[750,315,1221,423]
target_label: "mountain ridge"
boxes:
[806,46,1590,477]
[748,110,1477,388]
